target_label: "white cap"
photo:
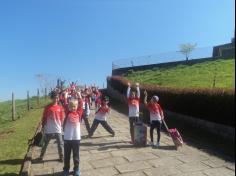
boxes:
[152,95,159,102]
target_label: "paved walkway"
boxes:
[30,108,235,176]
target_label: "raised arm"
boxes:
[127,82,131,98]
[157,103,164,120]
[143,90,148,106]
[136,83,140,98]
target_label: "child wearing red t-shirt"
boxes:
[39,91,65,162]
[63,99,83,176]
[89,96,115,137]
[144,90,164,147]
[127,82,140,143]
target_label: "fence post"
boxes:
[45,88,47,101]
[27,91,30,111]
[37,89,40,106]
[213,67,217,88]
[12,92,16,121]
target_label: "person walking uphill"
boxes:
[127,82,140,144]
[63,99,83,176]
[39,91,65,162]
[144,90,164,147]
[89,96,115,137]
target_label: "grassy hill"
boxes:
[124,58,235,89]
[0,97,49,175]
[0,97,47,131]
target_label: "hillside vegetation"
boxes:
[124,58,235,89]
[0,97,47,131]
[0,97,49,175]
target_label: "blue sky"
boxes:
[0,0,235,101]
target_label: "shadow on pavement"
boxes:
[33,171,64,176]
[81,141,126,147]
[0,159,23,165]
[0,173,18,176]
[32,158,61,164]
[108,96,235,162]
[157,145,177,151]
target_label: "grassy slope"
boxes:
[0,98,49,175]
[124,58,235,89]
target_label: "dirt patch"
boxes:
[0,130,15,139]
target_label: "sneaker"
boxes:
[149,142,154,146]
[59,156,64,163]
[154,142,160,148]
[74,169,80,176]
[63,170,69,176]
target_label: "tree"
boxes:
[35,74,57,95]
[179,43,197,61]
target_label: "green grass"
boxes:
[0,97,48,133]
[124,58,235,89]
[0,98,50,175]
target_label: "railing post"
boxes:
[12,92,16,121]
[27,91,30,111]
[44,88,47,101]
[37,89,40,106]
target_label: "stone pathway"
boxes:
[30,108,235,176]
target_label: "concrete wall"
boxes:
[213,42,235,58]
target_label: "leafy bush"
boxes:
[107,76,235,127]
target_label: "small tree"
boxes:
[179,43,197,61]
[35,74,57,95]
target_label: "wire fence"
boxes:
[0,89,49,123]
[112,46,213,70]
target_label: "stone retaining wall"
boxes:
[19,123,42,176]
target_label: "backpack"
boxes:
[28,131,46,147]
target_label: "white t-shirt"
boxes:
[150,112,162,122]
[128,103,140,117]
[44,117,63,134]
[43,104,64,134]
[95,105,109,121]
[127,86,140,117]
[64,121,81,140]
[83,101,90,116]
[95,112,107,121]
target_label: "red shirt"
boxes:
[42,104,64,134]
[42,104,64,123]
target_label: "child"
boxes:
[39,91,64,162]
[144,90,164,147]
[95,94,102,111]
[81,93,91,135]
[89,96,115,137]
[63,99,83,176]
[127,82,140,144]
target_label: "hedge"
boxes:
[107,76,235,127]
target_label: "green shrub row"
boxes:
[107,76,235,127]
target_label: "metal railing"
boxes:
[112,46,214,70]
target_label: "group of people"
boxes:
[38,81,164,176]
[127,82,164,147]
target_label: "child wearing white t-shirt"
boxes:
[144,90,164,147]
[63,99,83,176]
[89,96,115,137]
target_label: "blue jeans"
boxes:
[150,120,162,143]
[63,140,80,172]
[40,133,63,158]
[89,119,115,136]
[129,117,139,142]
